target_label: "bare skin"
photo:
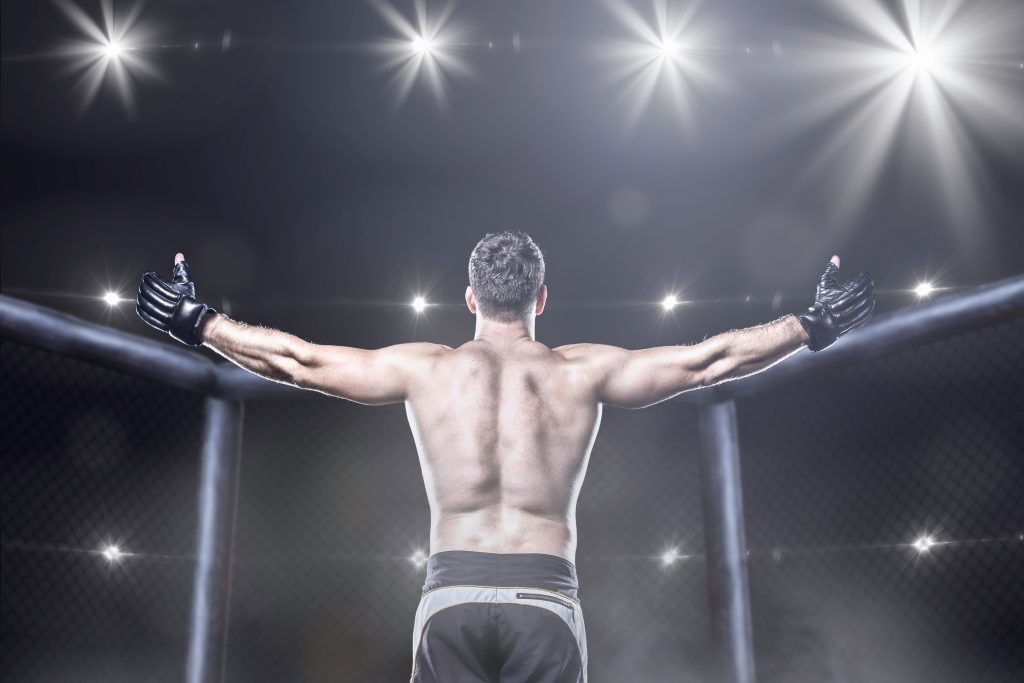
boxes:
[186,252,820,564]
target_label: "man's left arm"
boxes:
[136,252,442,405]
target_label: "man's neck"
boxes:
[474,316,536,342]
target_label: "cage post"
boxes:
[186,397,244,683]
[698,399,756,683]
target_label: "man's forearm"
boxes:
[702,314,809,386]
[200,313,311,384]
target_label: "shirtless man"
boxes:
[136,231,874,682]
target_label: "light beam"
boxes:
[369,0,472,111]
[53,0,162,115]
[786,0,1024,230]
[599,0,723,131]
[914,281,936,298]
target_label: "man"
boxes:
[136,231,874,682]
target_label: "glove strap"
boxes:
[796,303,839,352]
[169,297,217,347]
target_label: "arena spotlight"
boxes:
[912,534,937,554]
[412,295,428,312]
[409,549,428,568]
[369,0,471,110]
[789,0,1024,229]
[101,543,124,564]
[102,291,122,305]
[53,0,161,115]
[914,281,936,298]
[660,546,682,567]
[661,294,680,311]
[411,35,434,55]
[907,46,937,73]
[599,0,721,129]
[103,39,123,58]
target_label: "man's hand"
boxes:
[136,253,217,347]
[795,255,875,352]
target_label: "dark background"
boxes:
[2,1,1023,681]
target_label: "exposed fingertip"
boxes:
[174,252,185,263]
[830,255,840,268]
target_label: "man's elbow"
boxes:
[693,338,735,388]
[699,357,739,388]
[272,340,318,388]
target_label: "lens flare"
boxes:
[598,0,723,131]
[369,0,472,111]
[53,0,162,115]
[409,549,428,568]
[912,534,936,553]
[785,0,1024,230]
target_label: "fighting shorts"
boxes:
[410,550,588,682]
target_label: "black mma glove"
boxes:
[136,257,216,347]
[796,258,875,352]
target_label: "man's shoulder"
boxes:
[552,342,623,363]
[379,342,453,366]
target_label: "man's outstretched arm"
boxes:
[568,255,874,409]
[136,253,440,405]
[199,313,440,404]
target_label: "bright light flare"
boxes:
[787,0,1024,231]
[370,0,472,111]
[598,0,723,131]
[102,290,122,305]
[411,35,433,55]
[912,534,937,554]
[660,546,683,566]
[914,281,936,298]
[54,0,162,115]
[661,294,680,311]
[907,46,937,72]
[101,543,125,564]
[411,295,428,312]
[103,39,122,58]
[409,549,428,568]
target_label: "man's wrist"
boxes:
[787,313,811,345]
[198,311,221,345]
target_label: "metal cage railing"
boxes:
[1,273,1021,683]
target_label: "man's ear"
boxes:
[535,285,548,316]
[465,286,477,314]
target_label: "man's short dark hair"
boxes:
[468,231,546,322]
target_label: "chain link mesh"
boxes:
[1,339,203,683]
[739,318,1024,683]
[2,316,1021,682]
[225,398,711,681]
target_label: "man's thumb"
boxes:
[830,255,840,269]
[171,253,192,285]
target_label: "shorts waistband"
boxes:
[422,550,579,600]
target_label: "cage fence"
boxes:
[1,313,1021,682]
[1,340,203,683]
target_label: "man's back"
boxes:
[406,338,601,563]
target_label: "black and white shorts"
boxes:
[411,551,588,683]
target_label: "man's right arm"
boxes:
[564,255,874,409]
[564,314,809,409]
